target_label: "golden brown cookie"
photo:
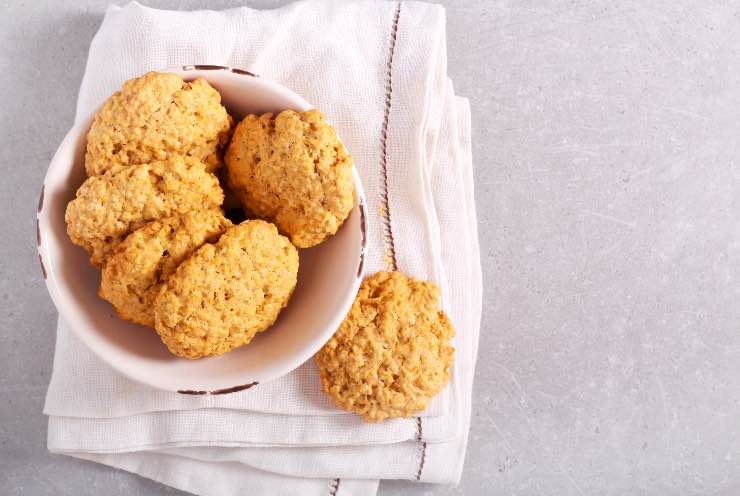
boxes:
[65,156,224,267]
[99,210,232,327]
[316,271,455,423]
[153,220,299,359]
[85,71,232,176]
[225,109,354,248]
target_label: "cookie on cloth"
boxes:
[316,271,455,423]
[85,71,232,176]
[65,156,224,267]
[154,220,299,359]
[225,109,354,248]
[99,210,232,328]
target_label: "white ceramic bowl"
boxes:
[37,65,367,394]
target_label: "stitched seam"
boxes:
[379,1,402,272]
[416,441,427,481]
[415,416,426,480]
[329,478,340,496]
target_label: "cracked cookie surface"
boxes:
[316,271,455,423]
[99,210,232,328]
[226,109,354,248]
[154,220,299,359]
[65,156,224,267]
[85,71,232,176]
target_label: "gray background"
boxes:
[2,0,740,494]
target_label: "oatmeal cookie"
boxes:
[225,109,353,248]
[99,210,232,327]
[316,271,455,423]
[154,220,299,359]
[65,156,224,267]
[85,71,232,176]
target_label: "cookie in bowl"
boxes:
[317,271,455,423]
[154,220,299,359]
[65,155,224,267]
[226,109,354,248]
[99,209,232,328]
[85,71,232,176]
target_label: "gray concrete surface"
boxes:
[3,0,740,494]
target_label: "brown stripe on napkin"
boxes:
[328,478,340,496]
[415,415,426,480]
[378,2,402,272]
[415,441,427,480]
[379,2,429,481]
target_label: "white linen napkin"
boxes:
[44,2,480,495]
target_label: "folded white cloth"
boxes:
[44,2,480,495]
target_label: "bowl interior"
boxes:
[39,68,366,392]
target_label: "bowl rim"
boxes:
[37,66,368,393]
